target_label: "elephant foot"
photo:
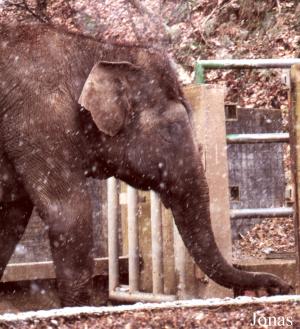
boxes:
[57,276,94,307]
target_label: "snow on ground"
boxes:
[1,295,299,322]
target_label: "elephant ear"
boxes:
[79,61,137,136]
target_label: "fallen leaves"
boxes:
[233,217,295,260]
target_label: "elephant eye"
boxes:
[169,122,182,136]
[159,122,182,143]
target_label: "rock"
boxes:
[166,24,182,42]
[203,17,217,37]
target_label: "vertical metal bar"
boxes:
[150,191,164,294]
[127,186,139,292]
[107,177,119,293]
[173,221,187,299]
[290,65,300,293]
[195,63,205,84]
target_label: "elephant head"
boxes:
[79,49,291,295]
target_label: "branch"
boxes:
[202,0,225,27]
[276,0,281,14]
[36,0,48,19]
[5,0,49,23]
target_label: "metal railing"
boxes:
[196,58,300,220]
[195,58,300,84]
[226,132,290,144]
[107,177,177,302]
[230,207,294,219]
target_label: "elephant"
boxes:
[0,24,291,307]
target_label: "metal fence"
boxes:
[196,59,300,221]
[107,178,177,302]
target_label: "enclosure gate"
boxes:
[196,59,300,218]
[195,59,300,294]
[107,60,300,303]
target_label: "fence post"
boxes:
[107,177,119,294]
[195,63,205,84]
[183,84,233,298]
[290,64,300,293]
[161,207,176,295]
[150,191,164,294]
[127,186,139,292]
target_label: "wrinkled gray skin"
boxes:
[0,24,290,307]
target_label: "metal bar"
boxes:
[150,191,164,294]
[107,178,119,293]
[196,59,300,70]
[230,207,294,219]
[109,289,176,303]
[290,64,300,293]
[173,221,187,299]
[195,59,300,83]
[195,64,205,84]
[127,186,139,292]
[227,133,290,144]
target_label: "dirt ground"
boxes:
[0,297,299,329]
[0,277,109,314]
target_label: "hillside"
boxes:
[1,1,299,106]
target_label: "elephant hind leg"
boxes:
[0,196,33,279]
[23,172,95,307]
[5,142,95,306]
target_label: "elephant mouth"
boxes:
[156,170,173,209]
[115,158,172,205]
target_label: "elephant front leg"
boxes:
[40,189,95,307]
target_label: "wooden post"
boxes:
[161,207,176,295]
[290,64,300,293]
[183,84,233,298]
[120,186,153,292]
[137,191,153,292]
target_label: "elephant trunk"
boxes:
[167,163,291,293]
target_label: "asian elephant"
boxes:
[0,24,290,307]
